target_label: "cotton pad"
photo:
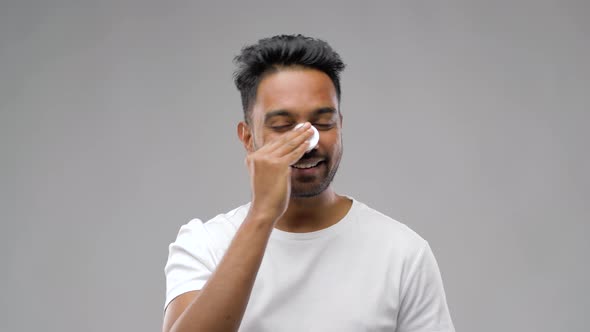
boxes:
[294,123,319,152]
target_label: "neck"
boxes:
[274,187,351,233]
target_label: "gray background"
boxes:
[1,1,588,331]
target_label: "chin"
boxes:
[291,164,340,198]
[291,182,329,198]
[291,190,322,198]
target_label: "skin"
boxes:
[238,67,352,232]
[162,67,352,332]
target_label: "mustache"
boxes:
[299,151,325,161]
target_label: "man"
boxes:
[163,34,455,332]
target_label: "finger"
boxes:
[273,126,314,157]
[281,138,312,166]
[263,122,313,153]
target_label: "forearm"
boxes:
[170,212,275,332]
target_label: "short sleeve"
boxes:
[397,242,455,332]
[163,218,216,311]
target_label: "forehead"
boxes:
[252,68,338,121]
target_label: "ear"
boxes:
[237,121,254,153]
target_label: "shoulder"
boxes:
[171,202,251,249]
[351,198,427,256]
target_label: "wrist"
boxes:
[246,205,280,226]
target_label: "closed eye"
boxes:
[314,123,334,130]
[270,124,294,131]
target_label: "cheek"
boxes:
[262,131,282,144]
[319,131,341,151]
[257,129,285,148]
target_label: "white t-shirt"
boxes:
[164,197,455,332]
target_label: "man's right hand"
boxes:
[163,122,315,332]
[244,122,314,223]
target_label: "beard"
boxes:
[290,147,343,198]
[251,131,343,198]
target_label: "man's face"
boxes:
[247,68,343,198]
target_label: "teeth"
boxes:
[292,161,321,169]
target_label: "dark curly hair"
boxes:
[233,34,346,124]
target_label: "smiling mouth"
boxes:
[291,160,323,169]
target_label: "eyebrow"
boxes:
[264,110,292,122]
[264,107,337,122]
[315,107,337,116]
